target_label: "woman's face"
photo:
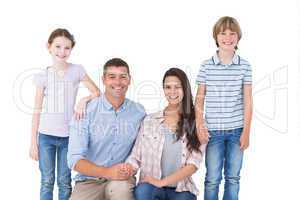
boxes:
[163,76,184,106]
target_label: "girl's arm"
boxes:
[240,84,253,150]
[195,85,209,144]
[29,86,44,161]
[143,164,197,188]
[75,75,101,120]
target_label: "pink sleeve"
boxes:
[125,121,145,169]
[186,144,206,169]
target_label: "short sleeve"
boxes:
[243,64,252,85]
[77,65,87,81]
[196,64,206,85]
[33,72,46,88]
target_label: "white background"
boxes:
[1,0,299,199]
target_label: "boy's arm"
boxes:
[195,85,209,144]
[240,84,253,150]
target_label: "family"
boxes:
[29,16,253,200]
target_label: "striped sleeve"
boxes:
[196,64,206,85]
[243,64,252,84]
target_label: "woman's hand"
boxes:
[142,176,165,188]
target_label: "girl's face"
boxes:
[217,28,238,52]
[48,36,73,64]
[163,76,184,106]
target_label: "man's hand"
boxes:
[105,163,134,180]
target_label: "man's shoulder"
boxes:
[86,97,101,113]
[126,98,146,115]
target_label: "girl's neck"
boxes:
[218,49,235,65]
[52,62,69,70]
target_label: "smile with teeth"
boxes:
[222,42,234,45]
[169,96,179,100]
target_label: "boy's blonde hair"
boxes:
[213,16,242,49]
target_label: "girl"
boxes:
[126,68,206,200]
[29,28,100,200]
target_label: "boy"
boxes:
[195,16,253,200]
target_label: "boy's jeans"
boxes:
[204,128,244,200]
[39,133,72,200]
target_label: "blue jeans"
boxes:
[204,128,244,200]
[135,183,196,200]
[39,133,72,200]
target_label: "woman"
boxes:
[126,68,206,200]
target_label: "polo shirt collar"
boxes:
[212,51,240,66]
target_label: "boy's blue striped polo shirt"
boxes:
[196,52,252,131]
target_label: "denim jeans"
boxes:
[134,183,196,200]
[204,128,244,200]
[39,133,72,200]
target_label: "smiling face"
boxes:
[47,36,73,64]
[163,75,184,106]
[217,29,238,52]
[102,66,131,99]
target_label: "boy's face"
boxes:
[217,29,238,52]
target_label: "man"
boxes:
[68,58,146,200]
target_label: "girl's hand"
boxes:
[142,176,164,188]
[240,131,250,150]
[74,98,88,120]
[29,141,39,161]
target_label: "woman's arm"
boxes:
[29,86,44,161]
[75,75,101,119]
[143,164,197,188]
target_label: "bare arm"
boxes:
[29,87,44,161]
[240,84,253,150]
[75,75,101,119]
[143,164,197,187]
[74,159,131,180]
[195,85,209,144]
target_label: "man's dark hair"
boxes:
[103,58,130,75]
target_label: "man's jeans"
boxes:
[39,133,72,200]
[204,128,244,200]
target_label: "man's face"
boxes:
[102,66,131,99]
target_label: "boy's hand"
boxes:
[240,131,250,150]
[197,124,210,144]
